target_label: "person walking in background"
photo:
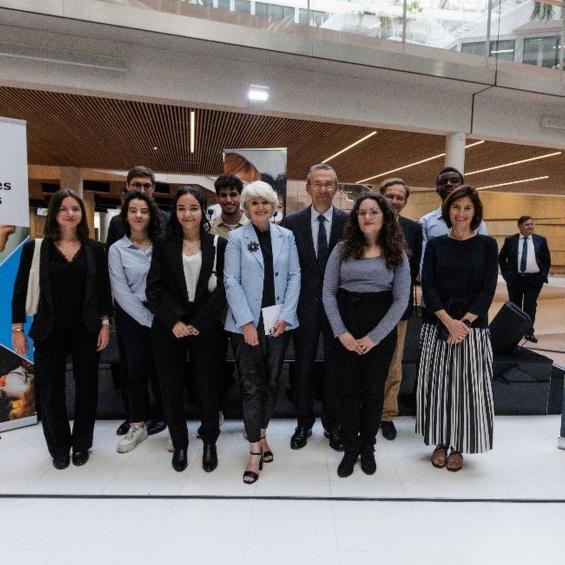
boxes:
[281,163,348,452]
[417,186,498,472]
[378,178,422,441]
[108,190,161,453]
[12,189,113,469]
[499,216,551,343]
[224,181,300,484]
[107,165,168,438]
[146,186,227,473]
[323,193,409,478]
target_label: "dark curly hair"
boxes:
[120,190,161,241]
[341,192,405,267]
[167,185,210,239]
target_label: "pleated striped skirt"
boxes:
[416,323,494,454]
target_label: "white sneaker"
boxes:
[116,424,148,453]
[167,435,174,453]
[558,437,565,450]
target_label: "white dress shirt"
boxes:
[310,206,333,257]
[517,235,540,274]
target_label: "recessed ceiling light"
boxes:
[466,151,561,176]
[322,131,378,163]
[153,146,158,150]
[190,110,196,154]
[356,140,484,184]
[477,175,549,190]
[248,84,269,102]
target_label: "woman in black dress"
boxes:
[146,186,227,473]
[416,185,498,472]
[12,189,112,469]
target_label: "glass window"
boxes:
[461,42,486,56]
[235,0,250,13]
[217,0,230,10]
[199,0,214,7]
[489,40,515,61]
[523,36,560,69]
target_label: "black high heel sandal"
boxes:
[243,451,263,484]
[260,435,273,464]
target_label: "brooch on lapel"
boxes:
[248,241,260,252]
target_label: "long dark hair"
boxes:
[44,189,89,241]
[120,190,161,241]
[167,185,210,239]
[341,192,405,268]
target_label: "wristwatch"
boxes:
[462,319,472,328]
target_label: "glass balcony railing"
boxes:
[100,0,565,74]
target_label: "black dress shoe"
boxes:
[381,421,397,441]
[360,446,377,475]
[290,426,312,450]
[146,419,167,436]
[116,420,129,436]
[71,451,89,466]
[52,455,70,470]
[525,333,539,344]
[202,443,218,472]
[337,451,359,478]
[172,448,188,472]
[325,429,345,452]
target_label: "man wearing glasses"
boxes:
[106,165,169,438]
[281,163,348,451]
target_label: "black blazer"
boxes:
[281,206,347,313]
[12,238,113,341]
[146,231,227,335]
[499,233,551,284]
[106,209,170,251]
[399,215,423,320]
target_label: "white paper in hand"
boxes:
[262,304,282,335]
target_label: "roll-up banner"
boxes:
[223,148,287,221]
[0,116,36,432]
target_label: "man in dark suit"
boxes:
[281,163,348,451]
[379,178,422,440]
[499,215,551,343]
[106,166,168,436]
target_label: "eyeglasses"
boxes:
[356,209,380,218]
[129,182,154,190]
[310,181,336,190]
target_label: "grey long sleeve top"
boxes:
[322,242,410,345]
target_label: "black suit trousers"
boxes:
[152,322,223,449]
[506,273,544,329]
[292,300,339,431]
[34,326,100,458]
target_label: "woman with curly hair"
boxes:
[108,190,162,454]
[323,192,410,477]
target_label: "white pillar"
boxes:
[444,132,466,175]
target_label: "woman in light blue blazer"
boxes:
[224,181,300,484]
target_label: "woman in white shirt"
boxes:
[108,190,162,454]
[146,186,227,473]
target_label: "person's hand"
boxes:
[339,332,364,355]
[12,331,28,356]
[446,319,469,344]
[96,325,110,351]
[243,323,259,346]
[186,325,200,336]
[356,336,376,355]
[270,320,287,338]
[172,321,192,338]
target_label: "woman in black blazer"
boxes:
[12,189,113,470]
[146,186,227,473]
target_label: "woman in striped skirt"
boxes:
[416,186,498,471]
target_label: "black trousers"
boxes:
[336,290,397,453]
[115,304,163,423]
[231,321,290,443]
[34,326,99,459]
[115,304,162,423]
[152,320,223,450]
[507,273,544,330]
[292,300,339,431]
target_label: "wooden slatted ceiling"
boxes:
[0,86,564,194]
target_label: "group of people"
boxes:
[11,162,551,480]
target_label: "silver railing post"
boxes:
[486,0,493,62]
[402,0,408,45]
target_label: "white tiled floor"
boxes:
[1,416,564,564]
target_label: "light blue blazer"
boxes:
[224,222,300,334]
